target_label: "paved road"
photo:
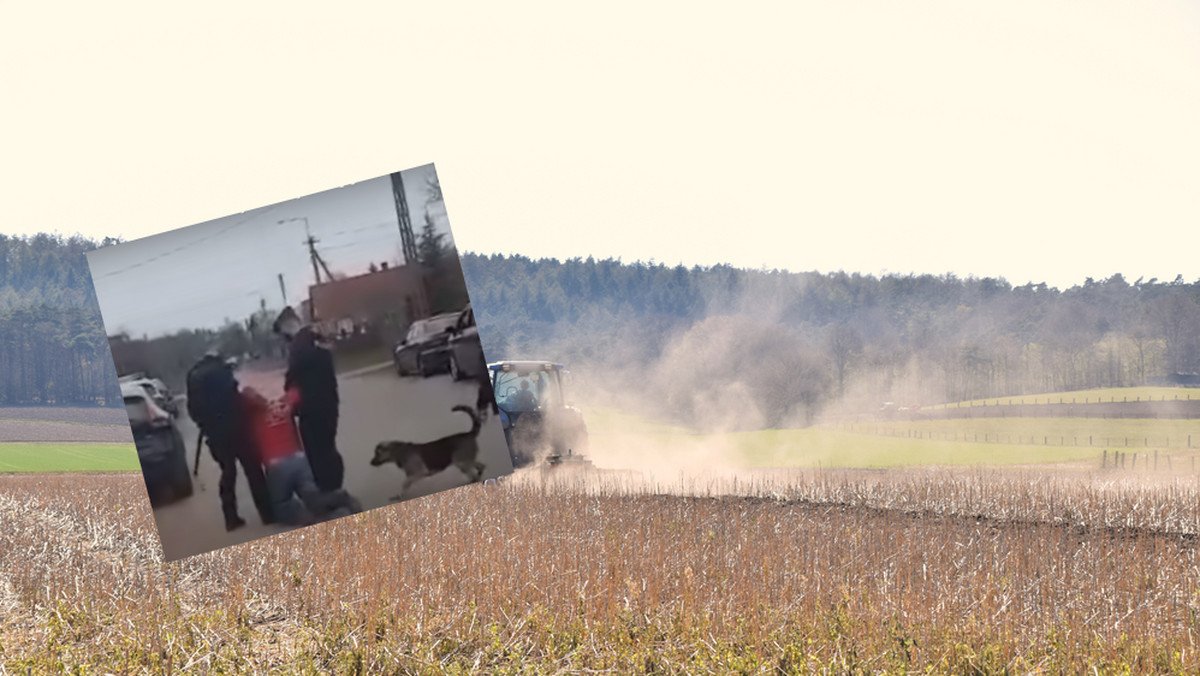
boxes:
[150,363,513,561]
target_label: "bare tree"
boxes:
[826,322,862,400]
[425,173,443,205]
[1150,292,1200,375]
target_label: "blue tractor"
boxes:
[489,361,591,470]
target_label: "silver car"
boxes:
[446,304,485,382]
[123,382,192,505]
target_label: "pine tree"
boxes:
[417,212,447,269]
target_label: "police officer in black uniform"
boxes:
[185,349,274,531]
[273,308,345,492]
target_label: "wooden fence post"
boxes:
[1102,449,1108,468]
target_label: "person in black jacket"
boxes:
[185,350,274,531]
[274,308,345,492]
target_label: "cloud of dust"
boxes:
[564,312,826,483]
[490,263,1200,501]
[580,425,747,485]
[500,264,1048,487]
[505,269,841,485]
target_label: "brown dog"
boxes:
[370,405,486,500]
[475,372,499,420]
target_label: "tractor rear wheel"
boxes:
[511,412,546,466]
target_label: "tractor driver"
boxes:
[508,379,539,411]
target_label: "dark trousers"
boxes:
[298,413,344,492]
[209,436,274,525]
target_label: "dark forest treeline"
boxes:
[0,233,122,406]
[5,235,1200,419]
[461,252,1200,428]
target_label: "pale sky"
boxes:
[86,165,449,338]
[3,1,1199,297]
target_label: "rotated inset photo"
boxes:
[86,163,512,561]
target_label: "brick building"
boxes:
[307,262,430,340]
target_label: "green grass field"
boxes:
[0,442,141,473]
[584,405,1200,469]
[929,385,1199,408]
[723,428,1120,468]
[840,417,1200,449]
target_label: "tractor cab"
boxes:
[494,364,562,415]
[488,361,590,469]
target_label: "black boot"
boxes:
[225,515,247,532]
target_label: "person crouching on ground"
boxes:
[242,385,361,525]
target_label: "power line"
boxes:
[319,220,397,241]
[94,215,399,284]
[321,230,411,253]
[94,204,281,280]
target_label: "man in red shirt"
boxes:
[242,386,358,525]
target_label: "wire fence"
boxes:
[1100,449,1199,474]
[940,393,1197,407]
[838,423,1197,450]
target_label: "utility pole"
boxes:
[390,172,419,266]
[304,232,322,284]
[308,236,335,283]
[279,216,334,285]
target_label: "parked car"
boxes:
[123,382,192,505]
[446,303,485,382]
[393,312,461,377]
[119,374,178,417]
[417,303,483,380]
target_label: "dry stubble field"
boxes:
[2,468,1200,674]
[0,407,130,426]
[0,407,131,443]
